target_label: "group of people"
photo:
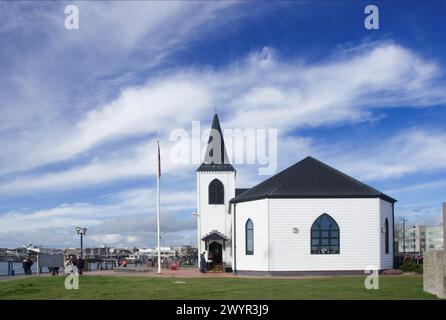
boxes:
[199,251,215,273]
[20,255,86,276]
[22,257,34,275]
[48,266,60,276]
[64,255,85,275]
[114,258,129,268]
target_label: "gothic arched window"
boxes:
[246,219,254,255]
[385,218,390,254]
[208,179,224,204]
[311,213,340,254]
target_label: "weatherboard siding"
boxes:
[235,199,269,271]
[268,198,381,271]
[197,171,235,263]
[235,198,386,272]
[380,199,394,269]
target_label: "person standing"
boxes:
[22,257,33,275]
[199,252,207,273]
[76,256,85,275]
[64,256,72,275]
[22,259,29,275]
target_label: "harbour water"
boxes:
[0,261,115,276]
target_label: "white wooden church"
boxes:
[196,114,396,275]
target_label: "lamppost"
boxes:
[412,226,417,257]
[75,226,87,258]
[192,211,200,269]
[402,218,408,254]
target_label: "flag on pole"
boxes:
[156,140,161,274]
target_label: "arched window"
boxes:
[208,179,224,204]
[245,219,254,255]
[311,213,340,254]
[385,218,389,254]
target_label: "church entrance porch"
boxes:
[208,241,223,272]
[202,230,230,272]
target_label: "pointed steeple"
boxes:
[203,114,230,165]
[197,114,235,172]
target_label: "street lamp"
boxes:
[402,218,408,254]
[412,226,417,257]
[192,212,200,269]
[75,226,87,258]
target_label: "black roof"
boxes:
[201,230,229,242]
[197,114,235,172]
[230,156,396,204]
[197,163,235,172]
[235,188,250,196]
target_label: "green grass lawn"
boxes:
[0,275,437,300]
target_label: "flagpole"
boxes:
[157,141,161,274]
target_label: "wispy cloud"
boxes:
[385,179,446,194]
[0,1,239,173]
[0,186,196,248]
[1,42,445,194]
[395,204,444,227]
[327,129,446,180]
[1,2,446,248]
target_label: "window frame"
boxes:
[310,213,340,255]
[385,218,390,254]
[245,219,254,255]
[208,178,224,205]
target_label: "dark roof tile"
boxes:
[230,156,396,203]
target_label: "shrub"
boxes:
[398,261,423,274]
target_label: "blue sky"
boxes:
[1,1,446,249]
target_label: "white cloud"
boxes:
[0,136,199,195]
[4,3,446,247]
[223,43,444,130]
[1,43,445,194]
[395,204,443,227]
[0,1,238,174]
[0,186,196,248]
[328,129,446,180]
[385,179,446,194]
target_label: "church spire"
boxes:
[197,113,235,172]
[203,113,229,165]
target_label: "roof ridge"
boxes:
[309,157,384,195]
[230,156,396,204]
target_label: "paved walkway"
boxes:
[84,268,339,279]
[86,268,236,278]
[3,268,391,280]
[0,273,51,282]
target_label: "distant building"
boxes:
[64,248,81,257]
[138,247,175,259]
[425,227,444,251]
[174,245,197,257]
[397,225,444,255]
[21,244,63,255]
[443,203,446,250]
[84,246,110,258]
[108,247,137,256]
